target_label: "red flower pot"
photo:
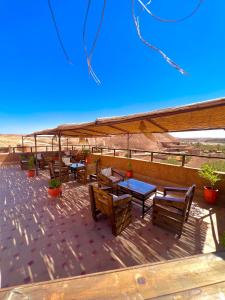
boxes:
[85,156,91,164]
[204,186,218,205]
[27,170,35,177]
[48,187,62,198]
[126,170,133,178]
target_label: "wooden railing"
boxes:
[1,145,225,168]
[90,146,225,167]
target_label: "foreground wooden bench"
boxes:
[1,251,225,299]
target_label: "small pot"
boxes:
[203,186,219,205]
[48,187,62,198]
[27,169,35,177]
[126,170,133,178]
[85,156,91,164]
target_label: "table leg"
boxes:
[142,199,145,218]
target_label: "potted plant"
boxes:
[48,178,62,198]
[126,161,133,178]
[83,149,91,164]
[198,163,221,204]
[27,156,35,177]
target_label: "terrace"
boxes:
[1,98,225,298]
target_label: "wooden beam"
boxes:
[34,134,38,176]
[146,118,168,132]
[108,124,129,134]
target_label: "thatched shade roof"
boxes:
[29,97,225,137]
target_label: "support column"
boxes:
[34,134,38,176]
[21,136,24,152]
[127,133,131,158]
[58,133,62,181]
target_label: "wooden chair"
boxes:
[77,159,100,184]
[152,185,196,237]
[49,162,70,183]
[89,184,132,236]
[20,154,34,170]
[71,150,86,163]
[97,167,124,190]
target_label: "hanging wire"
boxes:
[132,0,187,75]
[137,0,204,23]
[83,0,107,84]
[48,0,73,64]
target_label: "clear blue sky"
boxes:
[0,0,224,134]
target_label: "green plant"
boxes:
[198,163,221,188]
[127,161,132,170]
[49,178,61,188]
[28,156,35,170]
[221,232,225,249]
[83,149,91,156]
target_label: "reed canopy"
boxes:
[28,97,225,137]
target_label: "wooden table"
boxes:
[70,163,85,179]
[1,251,225,299]
[118,178,156,218]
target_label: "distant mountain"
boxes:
[179,138,225,144]
[91,133,178,151]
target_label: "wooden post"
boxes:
[151,152,154,162]
[21,136,24,152]
[34,134,38,176]
[52,137,54,152]
[67,138,69,151]
[127,133,130,158]
[58,133,62,181]
[181,155,186,167]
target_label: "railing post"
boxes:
[181,155,186,167]
[31,147,33,153]
[101,148,103,155]
[129,150,132,158]
[46,146,48,152]
[72,145,74,150]
[13,147,15,154]
[113,149,116,156]
[151,152,154,162]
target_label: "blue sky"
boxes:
[0,0,225,135]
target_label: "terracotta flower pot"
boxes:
[27,170,35,177]
[85,156,91,164]
[203,186,218,205]
[48,187,62,198]
[126,170,133,178]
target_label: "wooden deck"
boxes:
[1,251,225,299]
[0,165,225,292]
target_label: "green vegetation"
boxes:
[193,142,225,153]
[49,178,61,188]
[28,156,35,170]
[198,163,221,188]
[82,149,91,156]
[164,158,181,166]
[127,161,132,170]
[208,160,225,173]
[221,232,225,249]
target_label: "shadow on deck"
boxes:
[0,165,224,288]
